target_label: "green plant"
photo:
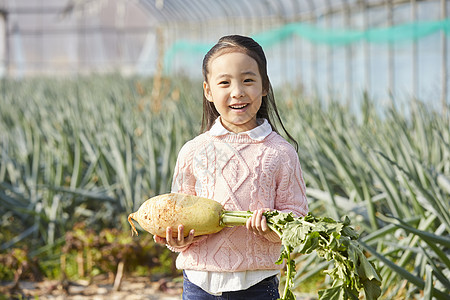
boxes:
[281,93,449,299]
[0,75,448,299]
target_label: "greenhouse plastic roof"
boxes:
[0,0,434,27]
[137,0,405,25]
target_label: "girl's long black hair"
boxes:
[201,35,298,151]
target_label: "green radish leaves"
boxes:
[262,211,382,300]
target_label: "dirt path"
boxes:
[2,276,316,300]
[1,276,183,300]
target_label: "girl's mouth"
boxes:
[229,104,248,110]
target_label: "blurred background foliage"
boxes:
[0,1,449,299]
[0,74,448,299]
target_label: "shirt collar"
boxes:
[209,117,272,141]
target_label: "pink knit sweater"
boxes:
[171,130,308,272]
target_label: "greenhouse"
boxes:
[0,0,449,299]
[0,0,449,107]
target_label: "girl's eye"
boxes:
[244,78,254,83]
[219,81,229,85]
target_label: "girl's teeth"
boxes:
[230,104,247,109]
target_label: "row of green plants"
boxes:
[0,75,449,299]
[282,89,450,299]
[0,220,177,289]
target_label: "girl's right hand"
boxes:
[154,225,206,249]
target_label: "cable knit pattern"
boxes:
[171,131,308,272]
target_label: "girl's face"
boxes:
[203,51,266,133]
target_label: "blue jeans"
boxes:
[182,271,280,300]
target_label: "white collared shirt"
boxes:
[184,117,279,295]
[185,269,280,296]
[209,117,272,141]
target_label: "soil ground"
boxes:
[1,275,183,300]
[1,275,317,300]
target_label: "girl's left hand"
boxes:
[246,208,270,236]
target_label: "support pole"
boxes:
[343,0,353,107]
[0,9,7,77]
[411,0,418,100]
[442,0,448,115]
[362,1,370,95]
[386,0,395,102]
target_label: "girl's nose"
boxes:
[231,85,245,98]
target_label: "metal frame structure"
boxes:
[0,0,448,111]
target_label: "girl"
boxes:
[155,35,308,299]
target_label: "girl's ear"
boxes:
[262,84,268,97]
[203,81,213,102]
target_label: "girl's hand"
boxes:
[246,208,281,242]
[154,225,206,249]
[246,208,270,236]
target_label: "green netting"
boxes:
[164,19,450,72]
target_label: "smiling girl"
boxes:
[154,35,308,299]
